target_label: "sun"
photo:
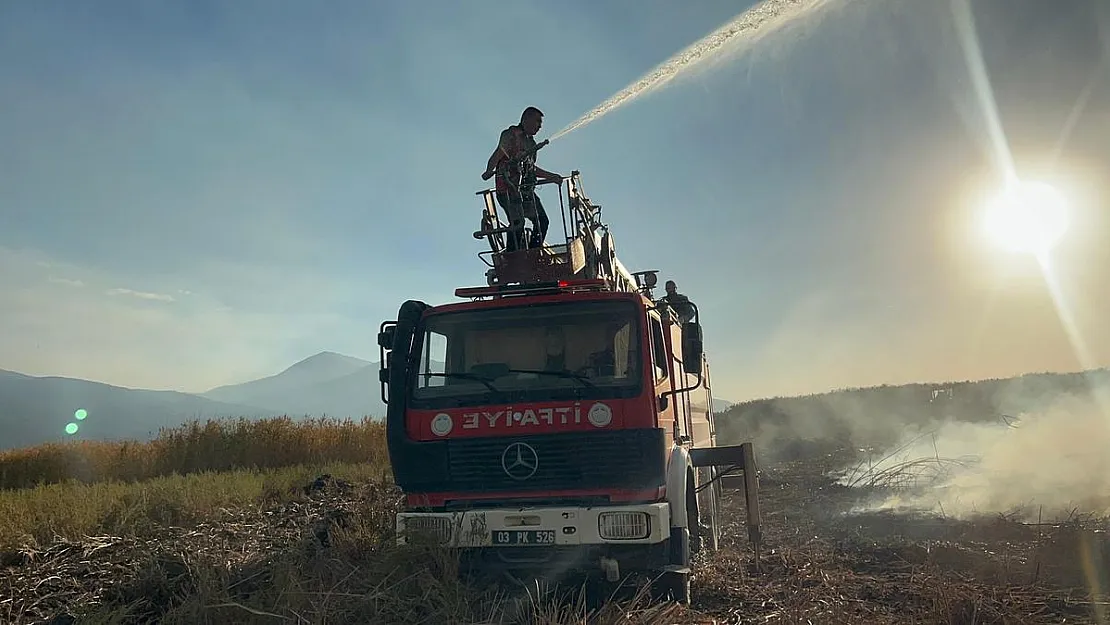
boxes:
[981,179,1069,256]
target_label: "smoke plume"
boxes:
[852,389,1110,521]
[718,370,1110,521]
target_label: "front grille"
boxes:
[446,429,665,493]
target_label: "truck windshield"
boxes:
[410,300,642,406]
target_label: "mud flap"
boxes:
[653,565,691,605]
[652,527,691,605]
[689,442,762,564]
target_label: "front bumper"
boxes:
[396,502,670,548]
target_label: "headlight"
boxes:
[598,511,650,540]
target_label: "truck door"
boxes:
[648,311,679,446]
[668,320,693,445]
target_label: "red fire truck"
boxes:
[377,158,761,603]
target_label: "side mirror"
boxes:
[378,326,396,350]
[682,321,703,375]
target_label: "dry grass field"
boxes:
[1,417,1107,624]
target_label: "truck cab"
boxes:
[377,170,760,602]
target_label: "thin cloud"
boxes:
[105,287,176,303]
[47,276,84,287]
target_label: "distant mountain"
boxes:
[0,369,278,452]
[202,352,386,420]
[202,353,388,419]
[205,351,372,405]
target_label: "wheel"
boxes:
[689,470,719,557]
[600,232,616,280]
[696,467,721,553]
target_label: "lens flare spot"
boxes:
[75,408,88,421]
[65,423,79,435]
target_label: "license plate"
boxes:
[491,530,556,546]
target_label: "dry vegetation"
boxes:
[1,417,1108,624]
[0,417,388,490]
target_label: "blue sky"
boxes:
[1,0,1108,401]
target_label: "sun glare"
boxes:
[982,179,1069,256]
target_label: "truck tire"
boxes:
[698,466,721,553]
[687,472,702,556]
[600,232,616,280]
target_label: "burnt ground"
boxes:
[691,451,1110,624]
[2,459,1109,624]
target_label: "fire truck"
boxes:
[377,147,761,603]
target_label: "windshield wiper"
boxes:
[419,372,500,392]
[501,368,597,389]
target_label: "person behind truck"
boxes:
[482,106,563,252]
[662,280,696,324]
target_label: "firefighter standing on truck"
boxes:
[482,106,563,252]
[662,280,696,323]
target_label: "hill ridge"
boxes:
[5,356,1106,453]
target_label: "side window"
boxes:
[419,330,447,388]
[649,315,668,381]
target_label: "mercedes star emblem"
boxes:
[501,442,539,480]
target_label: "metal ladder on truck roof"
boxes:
[472,170,638,294]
